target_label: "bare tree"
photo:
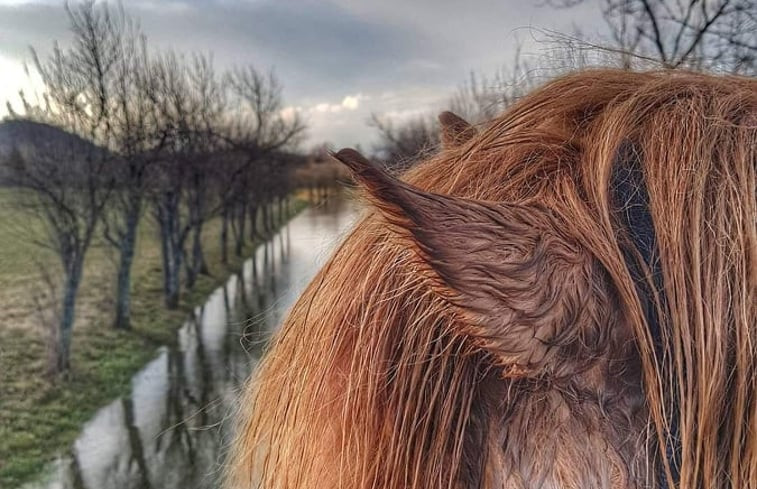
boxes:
[148,51,196,308]
[547,0,756,73]
[5,0,125,373]
[6,132,112,374]
[368,113,439,168]
[143,56,305,308]
[225,67,306,156]
[212,149,247,263]
[182,54,226,288]
[221,65,305,257]
[101,8,167,329]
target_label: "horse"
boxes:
[227,69,756,489]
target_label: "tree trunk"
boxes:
[266,203,274,233]
[188,179,208,279]
[122,397,152,489]
[184,244,196,290]
[248,203,259,241]
[234,203,247,257]
[113,239,135,330]
[165,242,181,309]
[261,203,270,235]
[251,253,259,287]
[185,221,208,290]
[52,259,84,374]
[113,203,140,330]
[220,206,229,265]
[157,201,182,309]
[159,213,172,306]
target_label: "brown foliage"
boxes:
[227,69,756,489]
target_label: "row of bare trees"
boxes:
[5,1,305,374]
[372,0,756,165]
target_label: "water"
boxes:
[29,198,358,489]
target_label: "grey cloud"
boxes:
[0,0,606,146]
[0,3,69,59]
[132,0,450,101]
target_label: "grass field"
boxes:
[0,188,306,488]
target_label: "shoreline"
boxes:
[0,198,308,488]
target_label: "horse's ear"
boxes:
[333,148,594,377]
[438,111,476,149]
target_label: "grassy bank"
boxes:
[0,191,307,488]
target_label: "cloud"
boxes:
[307,93,364,114]
[0,0,606,146]
[341,95,361,111]
[279,105,301,123]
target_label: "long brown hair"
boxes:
[227,69,756,489]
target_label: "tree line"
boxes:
[4,1,306,374]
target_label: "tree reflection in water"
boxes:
[28,198,356,489]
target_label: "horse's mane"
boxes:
[227,69,756,489]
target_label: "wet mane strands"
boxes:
[227,70,756,489]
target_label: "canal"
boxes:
[30,198,357,489]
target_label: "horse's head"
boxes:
[228,70,756,489]
[332,147,623,382]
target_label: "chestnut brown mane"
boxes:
[227,70,756,489]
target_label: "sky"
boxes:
[0,0,605,148]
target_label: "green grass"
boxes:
[0,192,308,488]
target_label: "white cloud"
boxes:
[305,93,363,115]
[279,105,302,122]
[341,94,361,110]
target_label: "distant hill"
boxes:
[0,119,107,185]
[0,119,97,158]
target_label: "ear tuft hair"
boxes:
[331,147,435,226]
[438,111,476,148]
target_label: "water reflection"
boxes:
[31,198,357,489]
